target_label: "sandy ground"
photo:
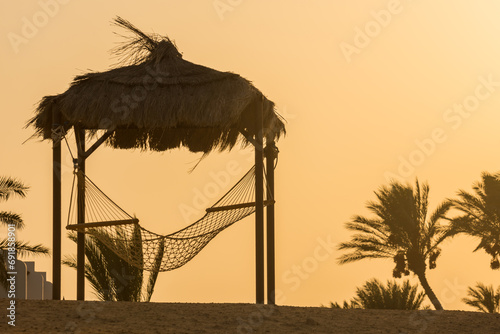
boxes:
[1,299,500,333]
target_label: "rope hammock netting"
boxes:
[66,164,273,272]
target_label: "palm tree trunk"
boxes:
[416,271,443,310]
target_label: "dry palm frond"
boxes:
[111,16,165,66]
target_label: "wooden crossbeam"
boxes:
[84,129,114,158]
[238,128,258,147]
[205,200,275,213]
[66,218,139,230]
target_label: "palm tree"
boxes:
[462,283,500,313]
[0,176,50,290]
[63,224,163,301]
[0,176,29,228]
[338,180,452,310]
[330,279,428,310]
[448,172,500,269]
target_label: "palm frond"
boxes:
[337,251,393,265]
[63,254,114,301]
[462,283,500,313]
[338,234,395,253]
[350,278,428,310]
[111,16,161,66]
[0,211,24,228]
[448,172,500,266]
[346,217,389,239]
[0,256,9,291]
[145,238,165,302]
[65,227,160,302]
[0,177,29,202]
[329,300,360,309]
[0,239,50,257]
[428,201,452,227]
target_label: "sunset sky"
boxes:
[2,0,500,310]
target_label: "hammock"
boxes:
[66,165,272,272]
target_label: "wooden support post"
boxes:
[52,109,62,300]
[255,100,265,304]
[75,127,86,300]
[265,140,276,305]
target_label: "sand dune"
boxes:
[1,299,500,333]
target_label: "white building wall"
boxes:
[1,258,51,300]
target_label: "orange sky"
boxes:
[1,0,500,310]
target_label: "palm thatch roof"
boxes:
[27,18,285,153]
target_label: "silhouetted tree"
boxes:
[462,283,500,313]
[0,176,49,290]
[338,180,452,310]
[448,172,500,269]
[331,279,428,310]
[63,225,163,301]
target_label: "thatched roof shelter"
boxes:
[28,18,285,153]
